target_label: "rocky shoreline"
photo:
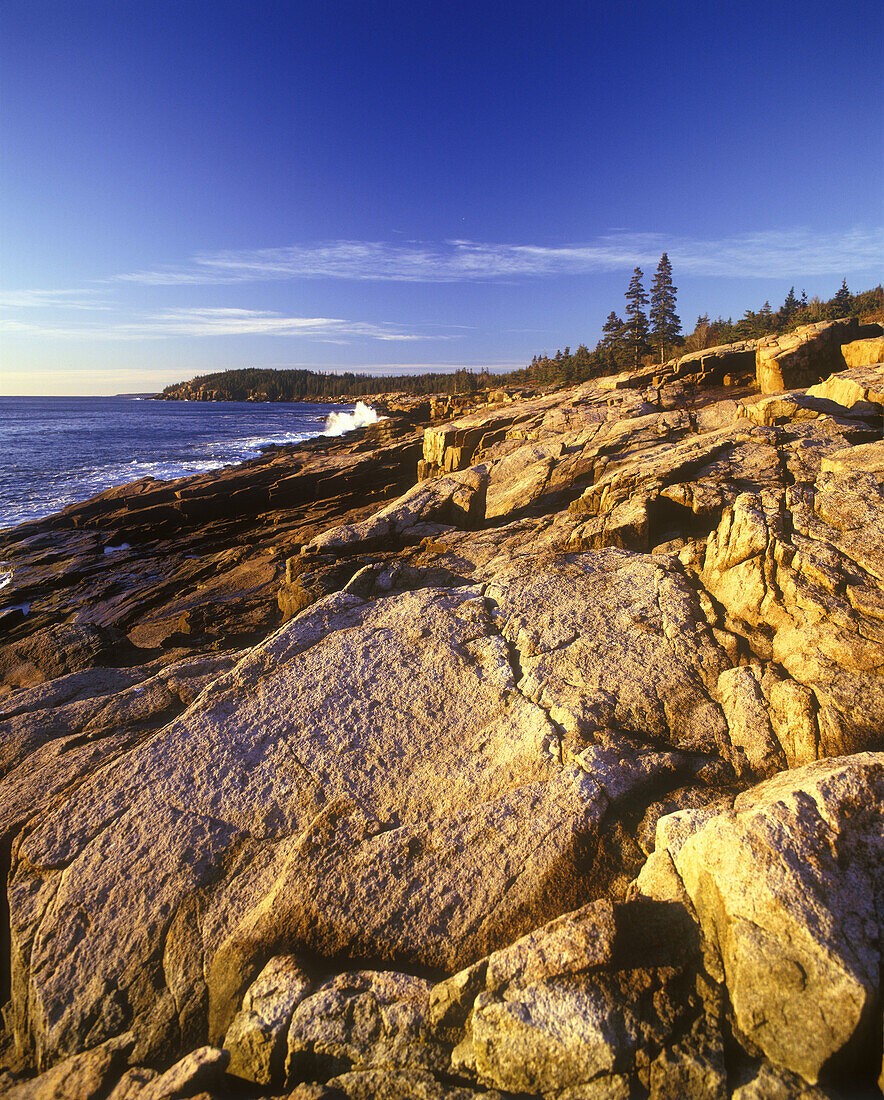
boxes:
[2,318,884,1099]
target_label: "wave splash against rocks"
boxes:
[324,399,382,436]
[0,397,370,531]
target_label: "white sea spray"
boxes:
[324,401,381,437]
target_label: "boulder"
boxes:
[755,319,858,393]
[286,971,447,1084]
[106,1046,229,1100]
[807,362,884,409]
[735,390,879,426]
[483,898,616,993]
[671,754,884,1084]
[840,337,884,368]
[6,1034,132,1100]
[730,1062,835,1100]
[224,954,312,1084]
[454,918,723,1098]
[468,978,639,1093]
[428,899,616,1036]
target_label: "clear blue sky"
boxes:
[1,0,881,394]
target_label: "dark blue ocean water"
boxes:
[0,396,375,533]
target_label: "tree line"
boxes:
[685,281,881,350]
[158,366,498,402]
[158,275,883,400]
[512,274,881,387]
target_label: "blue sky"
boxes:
[1,0,881,395]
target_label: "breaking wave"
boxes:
[0,396,375,532]
[324,401,380,437]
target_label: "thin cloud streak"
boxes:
[114,227,884,285]
[0,289,111,310]
[142,308,424,340]
[0,308,440,342]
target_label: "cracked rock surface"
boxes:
[2,325,884,1098]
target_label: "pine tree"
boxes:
[831,278,852,317]
[649,253,681,362]
[600,311,628,368]
[736,308,760,340]
[779,286,798,327]
[624,267,650,368]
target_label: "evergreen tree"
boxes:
[624,267,650,367]
[570,344,593,382]
[715,316,738,344]
[736,308,760,340]
[831,278,852,317]
[779,286,798,327]
[600,311,628,368]
[649,253,681,362]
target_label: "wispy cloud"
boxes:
[0,307,435,342]
[136,307,423,340]
[0,288,110,309]
[667,227,884,278]
[114,227,884,285]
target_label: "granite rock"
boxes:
[3,329,884,1096]
[671,754,884,1084]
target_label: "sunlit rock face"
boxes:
[5,331,884,1097]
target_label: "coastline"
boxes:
[4,323,884,1097]
[0,384,490,659]
[0,396,385,534]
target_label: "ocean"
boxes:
[0,396,378,533]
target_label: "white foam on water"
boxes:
[228,429,314,455]
[93,458,225,484]
[0,404,333,530]
[324,401,381,437]
[0,566,12,592]
[59,429,317,498]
